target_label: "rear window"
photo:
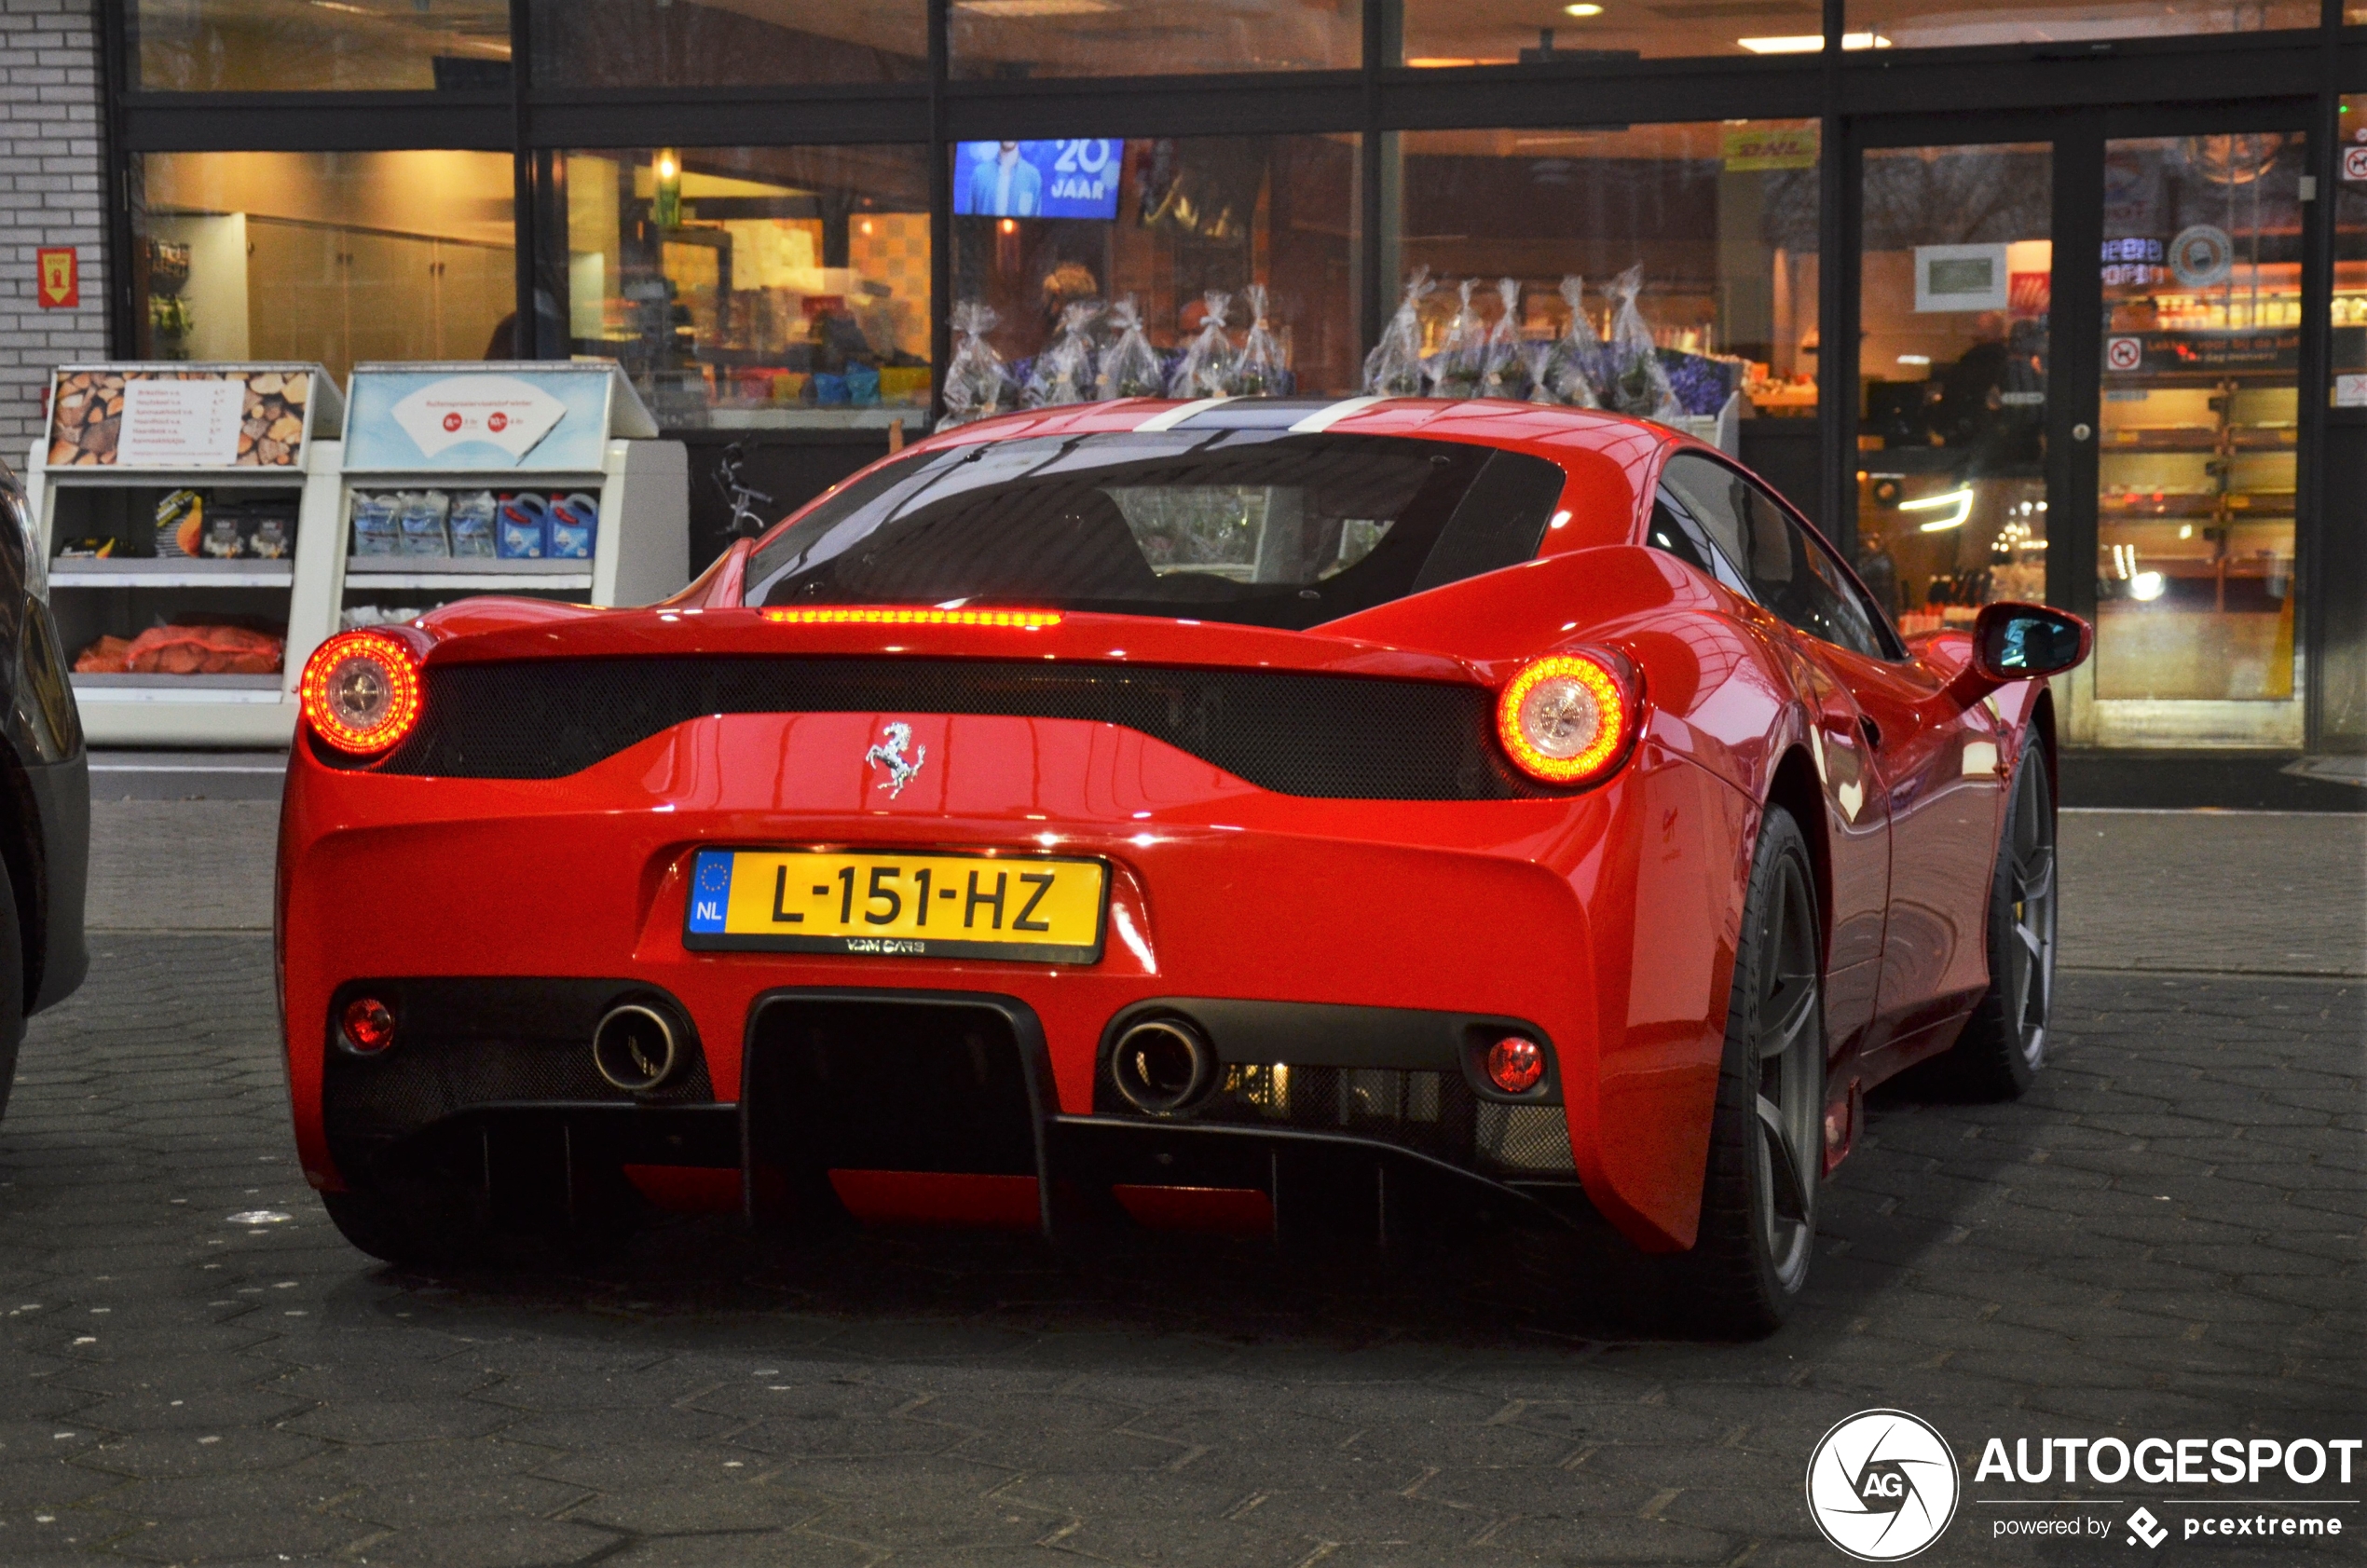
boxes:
[745,430,1568,630]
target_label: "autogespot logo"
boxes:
[1807,1410,1963,1561]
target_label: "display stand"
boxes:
[30,362,346,747]
[327,361,686,636]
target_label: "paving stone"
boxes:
[0,933,2355,1565]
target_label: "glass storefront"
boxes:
[950,0,1359,78]
[131,151,518,385]
[1390,0,1834,61]
[2091,133,2306,743]
[1855,144,2051,633]
[1389,123,1822,502]
[1848,0,2316,50]
[84,4,2367,757]
[133,0,513,91]
[554,145,933,429]
[529,1,927,87]
[948,135,1362,403]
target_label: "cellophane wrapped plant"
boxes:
[1425,279,1488,399]
[1021,301,1102,408]
[940,301,1013,428]
[1097,296,1164,399]
[1361,268,1434,397]
[1168,292,1237,398]
[1477,278,1532,401]
[1539,276,1604,408]
[1603,265,1685,421]
[1230,284,1288,396]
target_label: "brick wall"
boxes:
[0,0,104,454]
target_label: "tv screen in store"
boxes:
[953,140,1125,221]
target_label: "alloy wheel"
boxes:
[1753,855,1822,1291]
[2003,761,2058,1071]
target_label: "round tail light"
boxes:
[1485,1035,1545,1095]
[340,997,396,1053]
[1496,650,1636,786]
[300,630,424,756]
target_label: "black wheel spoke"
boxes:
[1756,1093,1811,1223]
[1760,975,1819,1062]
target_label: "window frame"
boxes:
[1655,448,1909,662]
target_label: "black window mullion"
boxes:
[929,0,951,427]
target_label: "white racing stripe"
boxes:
[1286,395,1387,434]
[1132,397,1233,432]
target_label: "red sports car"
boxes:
[278,396,2088,1333]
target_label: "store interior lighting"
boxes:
[1900,487,1973,532]
[1738,32,1891,50]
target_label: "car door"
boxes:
[1718,470,2006,1050]
[1655,455,1891,1059]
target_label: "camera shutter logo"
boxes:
[1805,1410,1961,1561]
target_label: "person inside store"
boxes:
[1931,310,2046,469]
[968,142,1043,219]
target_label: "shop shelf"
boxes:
[344,556,595,591]
[50,557,295,590]
[70,672,284,700]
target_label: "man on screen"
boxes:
[968,143,1043,218]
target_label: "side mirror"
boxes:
[1973,602,2091,681]
[1945,602,2091,707]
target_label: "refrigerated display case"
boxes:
[329,361,689,635]
[29,362,347,746]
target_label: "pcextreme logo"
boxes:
[1806,1410,1963,1561]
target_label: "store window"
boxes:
[1389,0,1839,61]
[132,0,513,91]
[947,134,1361,409]
[1855,143,2050,634]
[132,151,517,387]
[2094,131,2306,736]
[1848,0,2314,52]
[1389,124,1822,503]
[529,0,926,88]
[2336,97,2366,410]
[949,1,1359,79]
[556,146,933,430]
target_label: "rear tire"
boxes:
[1674,805,1826,1338]
[1938,743,2057,1099]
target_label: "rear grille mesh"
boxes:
[347,656,1546,799]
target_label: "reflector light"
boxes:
[299,630,423,755]
[1495,652,1634,784]
[761,607,1062,630]
[1486,1036,1545,1094]
[341,997,395,1053]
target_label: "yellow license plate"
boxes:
[683,848,1108,964]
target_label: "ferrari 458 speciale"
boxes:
[279,395,2089,1333]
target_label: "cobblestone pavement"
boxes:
[0,927,2357,1567]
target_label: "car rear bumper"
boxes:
[279,713,1747,1248]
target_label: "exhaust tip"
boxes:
[1111,1016,1219,1117]
[593,1002,680,1093]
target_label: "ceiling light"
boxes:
[1565,3,1605,14]
[1896,354,1931,365]
[1738,30,1889,50]
[954,0,1119,13]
